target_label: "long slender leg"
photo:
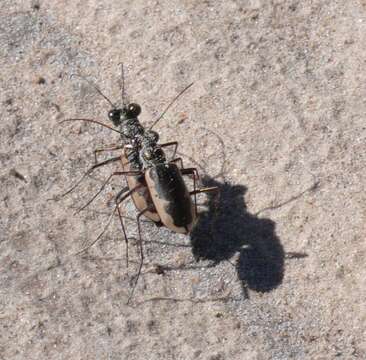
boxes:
[171,162,202,213]
[127,206,152,305]
[190,187,219,196]
[60,156,121,198]
[119,62,126,106]
[94,144,124,164]
[181,167,200,181]
[75,170,142,214]
[170,160,200,184]
[117,204,130,268]
[115,185,130,203]
[73,184,142,256]
[170,157,184,169]
[115,186,130,268]
[160,141,178,159]
[180,167,201,216]
[193,169,197,217]
[113,185,130,266]
[190,186,220,217]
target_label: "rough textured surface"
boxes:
[1,1,366,359]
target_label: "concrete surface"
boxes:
[1,1,366,359]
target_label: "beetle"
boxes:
[60,69,193,244]
[59,68,218,302]
[121,140,218,302]
[67,134,217,303]
[66,125,217,302]
[139,142,195,233]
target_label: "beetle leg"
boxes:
[74,170,143,214]
[189,186,219,196]
[170,157,184,169]
[189,186,219,216]
[115,185,130,203]
[160,141,178,159]
[94,143,124,164]
[127,206,153,305]
[73,206,118,256]
[57,156,121,199]
[180,167,200,181]
[73,184,142,256]
[178,166,201,211]
[180,167,201,216]
[115,186,130,268]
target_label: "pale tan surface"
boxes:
[1,1,366,359]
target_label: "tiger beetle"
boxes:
[60,65,217,303]
[71,136,218,303]
[123,140,218,302]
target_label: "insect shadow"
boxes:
[190,175,285,294]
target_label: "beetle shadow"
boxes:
[190,176,285,294]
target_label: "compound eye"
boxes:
[127,103,141,117]
[108,109,121,124]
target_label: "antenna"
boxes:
[70,73,116,108]
[119,62,126,107]
[149,82,194,130]
[60,118,123,135]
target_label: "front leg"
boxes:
[160,141,178,160]
[75,170,143,214]
[73,183,143,256]
[94,143,125,164]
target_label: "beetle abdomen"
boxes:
[145,163,195,234]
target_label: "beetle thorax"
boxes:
[119,118,144,142]
[140,144,166,168]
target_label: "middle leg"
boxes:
[73,184,142,256]
[127,206,154,305]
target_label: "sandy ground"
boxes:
[1,1,366,359]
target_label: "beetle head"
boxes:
[108,103,141,127]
